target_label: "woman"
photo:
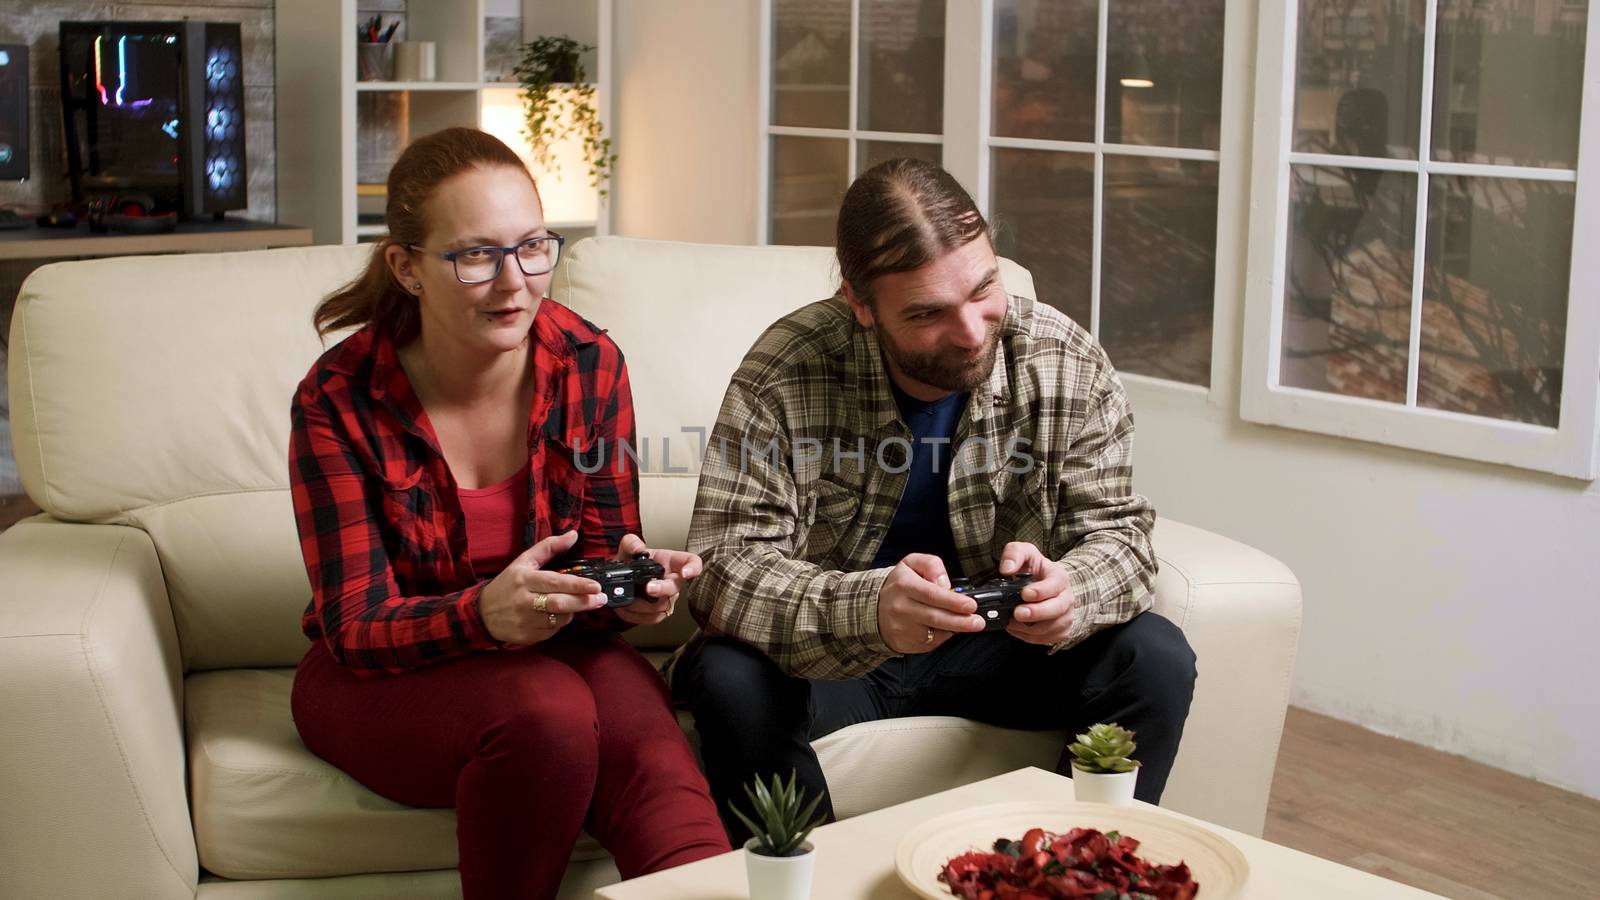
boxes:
[288,127,730,899]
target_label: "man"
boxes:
[671,159,1196,842]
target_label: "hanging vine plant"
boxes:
[513,36,617,197]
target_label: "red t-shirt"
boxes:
[457,461,532,575]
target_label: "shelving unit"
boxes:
[275,0,613,246]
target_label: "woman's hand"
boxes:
[611,534,702,627]
[479,530,605,645]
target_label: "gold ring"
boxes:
[531,592,549,613]
[924,627,936,645]
[548,613,559,627]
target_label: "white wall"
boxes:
[609,1,1600,800]
[1125,387,1600,800]
[611,0,759,244]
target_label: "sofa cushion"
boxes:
[186,658,1065,880]
[10,247,363,525]
[185,665,613,880]
[811,714,1063,820]
[10,245,369,672]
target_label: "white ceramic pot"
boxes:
[1071,765,1138,806]
[743,837,815,900]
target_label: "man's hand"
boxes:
[998,542,1075,645]
[610,533,702,627]
[877,554,986,654]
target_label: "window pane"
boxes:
[1432,1,1588,169]
[859,0,945,134]
[1281,165,1418,403]
[1294,1,1426,159]
[990,148,1095,326]
[1099,156,1218,385]
[992,0,1099,141]
[1105,0,1226,150]
[1419,176,1573,426]
[857,139,942,175]
[770,136,849,246]
[773,0,851,129]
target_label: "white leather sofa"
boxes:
[0,236,1302,899]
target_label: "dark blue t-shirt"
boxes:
[869,381,968,578]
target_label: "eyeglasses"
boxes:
[410,233,565,285]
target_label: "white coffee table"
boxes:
[594,767,1444,899]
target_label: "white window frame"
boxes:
[1241,0,1600,479]
[759,0,1251,401]
[972,0,1248,397]
[757,0,946,245]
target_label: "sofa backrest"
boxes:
[8,238,1035,671]
[11,245,367,671]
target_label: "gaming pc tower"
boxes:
[58,21,248,218]
[0,44,26,182]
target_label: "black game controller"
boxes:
[555,552,666,607]
[952,574,1034,631]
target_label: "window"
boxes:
[984,0,1228,386]
[1243,0,1600,478]
[761,0,946,246]
[758,0,1236,390]
[758,0,1598,476]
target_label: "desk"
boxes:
[0,217,313,259]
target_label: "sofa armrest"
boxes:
[1149,518,1302,837]
[0,518,197,900]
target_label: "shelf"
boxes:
[354,220,596,238]
[276,0,613,245]
[0,220,313,260]
[356,81,483,92]
[358,81,597,93]
[481,81,593,88]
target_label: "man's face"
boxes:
[845,235,1008,401]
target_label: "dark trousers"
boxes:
[671,612,1197,844]
[293,629,730,900]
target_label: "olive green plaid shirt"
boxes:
[680,292,1156,681]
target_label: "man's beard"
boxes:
[875,321,1001,393]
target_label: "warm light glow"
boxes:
[479,87,599,228]
[1120,77,1155,89]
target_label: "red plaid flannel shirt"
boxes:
[289,299,640,676]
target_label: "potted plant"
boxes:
[1068,722,1141,806]
[731,770,825,900]
[512,35,618,196]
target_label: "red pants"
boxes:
[292,629,730,899]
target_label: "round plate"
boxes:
[895,800,1250,899]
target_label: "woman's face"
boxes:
[392,164,553,355]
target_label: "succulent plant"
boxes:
[731,770,826,857]
[1068,722,1141,775]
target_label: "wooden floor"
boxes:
[0,504,1594,897]
[1266,707,1600,899]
